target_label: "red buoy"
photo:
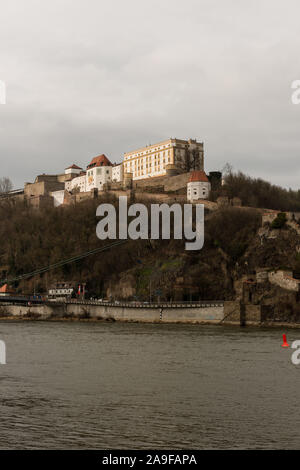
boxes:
[281,334,290,348]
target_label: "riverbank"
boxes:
[1,314,300,328]
[0,301,225,324]
[1,299,300,327]
[0,314,222,325]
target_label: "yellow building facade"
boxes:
[123,138,204,180]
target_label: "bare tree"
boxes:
[222,163,233,176]
[0,177,13,194]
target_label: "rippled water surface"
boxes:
[0,321,299,449]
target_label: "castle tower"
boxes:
[187,171,211,202]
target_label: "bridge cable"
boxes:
[0,239,129,285]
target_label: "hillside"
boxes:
[1,178,300,310]
[0,195,269,300]
[213,170,300,211]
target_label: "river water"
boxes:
[0,321,299,449]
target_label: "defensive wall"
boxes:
[132,172,190,193]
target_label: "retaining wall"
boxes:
[2,302,224,324]
[223,301,262,325]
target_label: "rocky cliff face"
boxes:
[103,210,300,319]
[106,273,137,299]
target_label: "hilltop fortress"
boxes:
[8,138,221,209]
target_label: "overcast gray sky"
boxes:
[1,0,300,189]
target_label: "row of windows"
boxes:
[125,155,171,172]
[49,289,73,294]
[124,142,202,161]
[124,144,172,160]
[125,149,171,161]
[188,189,208,195]
[87,168,110,177]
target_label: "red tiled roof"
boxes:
[87,154,112,169]
[189,171,209,183]
[65,164,82,170]
[0,284,12,293]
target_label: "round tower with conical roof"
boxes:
[187,170,211,202]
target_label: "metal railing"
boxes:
[61,299,224,309]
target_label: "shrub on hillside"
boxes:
[271,212,287,229]
[205,207,261,262]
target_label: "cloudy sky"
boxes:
[1,0,300,189]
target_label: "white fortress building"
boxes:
[123,138,204,180]
[187,171,211,202]
[62,138,204,196]
[64,155,123,194]
[26,137,209,208]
